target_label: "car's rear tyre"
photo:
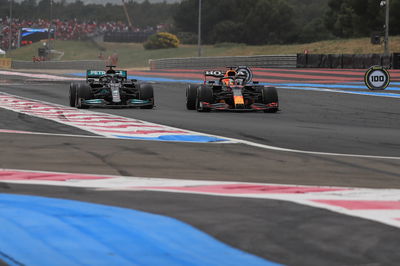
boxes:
[196,85,213,112]
[262,86,279,113]
[76,83,92,109]
[69,82,78,107]
[139,83,154,109]
[186,84,198,110]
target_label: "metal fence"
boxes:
[12,60,106,70]
[149,55,297,70]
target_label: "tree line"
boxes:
[174,0,400,45]
[1,0,399,44]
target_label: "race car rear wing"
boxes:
[202,66,254,85]
[204,66,253,81]
[203,70,224,84]
[86,70,128,80]
[204,70,224,78]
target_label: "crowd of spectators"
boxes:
[0,17,159,50]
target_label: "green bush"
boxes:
[143,32,180,50]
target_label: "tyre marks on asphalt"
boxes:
[0,92,229,143]
[2,168,400,230]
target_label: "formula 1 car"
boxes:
[69,65,154,109]
[186,66,278,112]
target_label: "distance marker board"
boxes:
[364,65,390,90]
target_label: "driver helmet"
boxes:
[222,70,236,86]
[224,69,236,77]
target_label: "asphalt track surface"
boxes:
[0,70,400,266]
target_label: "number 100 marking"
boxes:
[370,75,385,82]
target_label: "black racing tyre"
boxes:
[139,83,154,109]
[186,84,198,110]
[196,85,213,112]
[262,86,279,113]
[76,83,92,109]
[69,82,78,107]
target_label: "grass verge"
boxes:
[7,37,400,68]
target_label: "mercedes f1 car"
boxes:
[69,65,154,109]
[186,66,279,112]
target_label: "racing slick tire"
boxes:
[69,82,78,107]
[76,83,92,109]
[196,85,213,112]
[186,84,198,110]
[139,84,154,109]
[262,86,279,113]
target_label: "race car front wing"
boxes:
[199,101,278,112]
[82,98,153,108]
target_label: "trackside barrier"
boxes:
[297,53,398,69]
[149,55,297,70]
[0,58,12,69]
[7,54,400,70]
[11,60,106,70]
[150,53,400,70]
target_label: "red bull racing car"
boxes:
[186,66,279,112]
[69,65,154,109]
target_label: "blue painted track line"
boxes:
[262,82,400,91]
[112,134,228,142]
[0,194,280,266]
[276,86,400,98]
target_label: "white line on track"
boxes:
[235,138,400,160]
[2,127,399,160]
[0,129,108,139]
[0,91,399,159]
[0,70,83,81]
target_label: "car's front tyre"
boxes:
[69,82,78,107]
[196,85,213,112]
[262,86,279,113]
[139,83,154,109]
[186,84,198,110]
[76,83,92,109]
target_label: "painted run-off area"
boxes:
[2,169,400,229]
